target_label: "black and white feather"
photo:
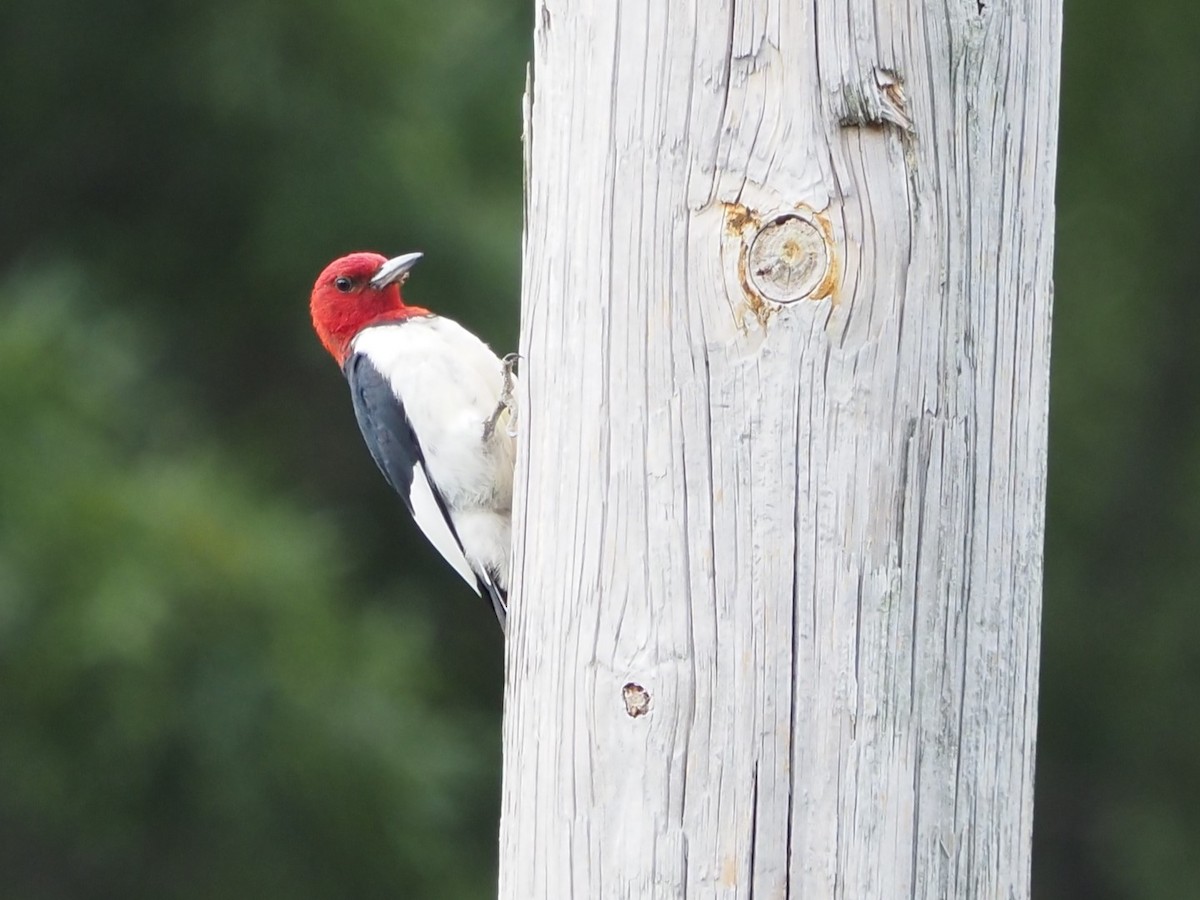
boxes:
[343,317,514,626]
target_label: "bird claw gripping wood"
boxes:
[484,352,521,441]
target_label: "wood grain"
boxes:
[500,0,1059,896]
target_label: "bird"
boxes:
[309,250,516,627]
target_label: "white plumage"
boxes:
[350,317,515,617]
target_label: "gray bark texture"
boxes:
[499,0,1060,897]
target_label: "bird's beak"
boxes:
[370,252,424,289]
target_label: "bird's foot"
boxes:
[483,352,521,441]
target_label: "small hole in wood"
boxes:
[622,682,651,718]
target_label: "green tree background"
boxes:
[0,1,1192,897]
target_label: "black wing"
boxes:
[343,353,507,626]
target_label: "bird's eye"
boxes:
[334,276,353,293]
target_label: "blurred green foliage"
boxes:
[0,0,1196,896]
[0,276,496,898]
[1,0,522,895]
[1036,1,1200,896]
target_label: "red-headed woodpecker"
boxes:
[309,251,516,626]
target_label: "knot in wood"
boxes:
[622,683,651,718]
[747,214,829,303]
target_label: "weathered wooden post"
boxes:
[500,0,1059,896]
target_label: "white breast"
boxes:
[351,317,515,513]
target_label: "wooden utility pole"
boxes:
[499,0,1059,896]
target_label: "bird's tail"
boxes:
[478,573,508,632]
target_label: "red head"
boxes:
[309,251,429,363]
